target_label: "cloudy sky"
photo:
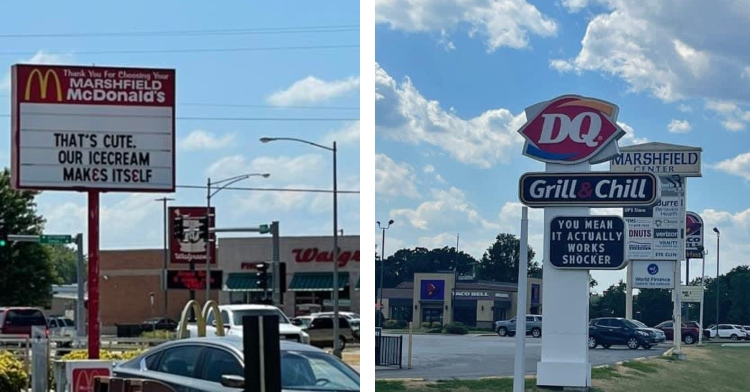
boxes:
[0,1,360,249]
[375,0,750,292]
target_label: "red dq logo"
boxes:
[72,368,110,392]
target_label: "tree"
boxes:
[590,280,626,318]
[376,246,480,294]
[477,233,540,283]
[47,244,79,284]
[0,168,57,306]
[633,288,673,326]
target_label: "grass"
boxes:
[375,345,750,392]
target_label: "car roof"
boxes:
[159,335,326,354]
[220,304,283,311]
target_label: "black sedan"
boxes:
[140,317,178,332]
[112,335,359,391]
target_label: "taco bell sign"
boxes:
[518,95,627,165]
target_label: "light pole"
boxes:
[205,173,270,302]
[154,197,175,319]
[260,136,343,358]
[713,227,720,325]
[376,220,394,317]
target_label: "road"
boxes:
[375,333,670,380]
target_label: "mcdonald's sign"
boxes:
[71,367,110,392]
[24,68,63,102]
[177,300,226,339]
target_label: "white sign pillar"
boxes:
[536,162,592,387]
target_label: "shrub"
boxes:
[60,349,144,361]
[0,350,28,392]
[420,322,431,328]
[427,328,443,334]
[430,321,442,328]
[140,330,176,340]
[382,319,399,329]
[396,320,408,329]
[443,323,469,335]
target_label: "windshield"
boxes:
[622,319,641,329]
[281,350,359,391]
[232,309,291,325]
[631,320,648,328]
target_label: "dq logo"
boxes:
[25,68,63,102]
[518,95,626,165]
[72,368,110,392]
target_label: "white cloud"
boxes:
[178,130,235,151]
[423,165,446,183]
[715,151,750,181]
[266,76,359,106]
[1,50,75,91]
[678,104,693,113]
[375,154,420,199]
[390,186,500,231]
[206,154,325,184]
[375,63,526,168]
[617,122,649,145]
[551,1,750,103]
[667,119,692,134]
[323,121,360,145]
[705,100,750,131]
[561,0,591,12]
[375,0,558,52]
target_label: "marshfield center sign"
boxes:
[10,64,176,192]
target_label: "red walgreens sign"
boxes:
[169,206,216,265]
[292,247,360,268]
[518,95,626,165]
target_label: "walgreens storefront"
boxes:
[217,235,360,317]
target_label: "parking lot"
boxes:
[375,333,670,380]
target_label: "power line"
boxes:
[0,114,357,122]
[0,25,359,39]
[176,184,359,194]
[0,44,358,57]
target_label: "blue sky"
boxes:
[0,0,360,249]
[375,0,750,291]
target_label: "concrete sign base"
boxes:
[536,163,592,388]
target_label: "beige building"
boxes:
[380,272,542,329]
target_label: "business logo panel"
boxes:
[519,172,659,207]
[517,95,627,165]
[10,64,176,192]
[167,270,223,290]
[72,367,110,392]
[420,279,445,300]
[548,216,628,270]
[169,206,216,265]
[632,260,674,289]
[686,211,704,259]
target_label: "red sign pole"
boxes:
[87,191,100,359]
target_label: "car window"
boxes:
[595,319,610,327]
[156,346,203,378]
[526,316,535,323]
[64,318,75,327]
[7,309,47,326]
[281,351,359,390]
[221,311,230,324]
[662,322,673,328]
[232,308,291,325]
[144,352,162,371]
[199,347,243,383]
[49,319,58,328]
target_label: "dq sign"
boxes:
[518,95,627,165]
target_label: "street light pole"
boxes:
[204,173,271,301]
[154,197,175,319]
[713,227,720,325]
[259,136,343,358]
[376,220,394,313]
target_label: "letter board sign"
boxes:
[10,64,176,192]
[519,172,659,207]
[548,216,628,270]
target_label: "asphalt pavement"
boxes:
[375,333,670,380]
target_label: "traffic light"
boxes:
[198,216,210,241]
[0,221,8,247]
[172,215,184,240]
[256,263,269,294]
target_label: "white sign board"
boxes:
[673,285,703,303]
[11,64,176,192]
[632,260,675,289]
[610,142,702,177]
[623,175,685,260]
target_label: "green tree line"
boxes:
[1,168,80,306]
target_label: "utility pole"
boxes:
[155,197,175,319]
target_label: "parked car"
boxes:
[653,320,700,345]
[310,311,360,321]
[140,317,178,332]
[704,324,748,340]
[494,315,543,338]
[0,307,48,339]
[302,315,357,350]
[47,316,76,348]
[112,335,359,391]
[588,317,665,350]
[291,316,314,329]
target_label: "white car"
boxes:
[311,311,360,320]
[705,324,748,340]
[180,304,310,344]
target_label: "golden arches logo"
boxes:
[73,368,106,392]
[177,300,226,338]
[25,68,63,102]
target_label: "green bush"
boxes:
[421,322,431,328]
[0,350,28,392]
[140,330,177,340]
[383,319,399,329]
[430,321,442,328]
[427,328,443,333]
[443,323,469,335]
[60,349,144,361]
[396,320,408,329]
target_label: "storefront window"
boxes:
[422,308,443,325]
[389,305,412,323]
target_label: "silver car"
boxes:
[494,315,543,338]
[112,336,359,391]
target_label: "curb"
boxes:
[377,378,426,382]
[475,334,497,337]
[662,347,675,357]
